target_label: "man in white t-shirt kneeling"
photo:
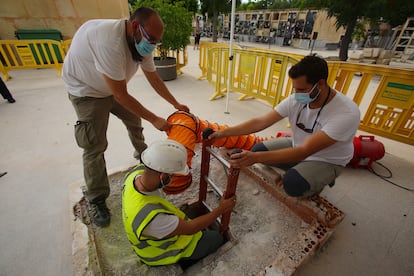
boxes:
[207,55,361,198]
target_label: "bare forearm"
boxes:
[114,93,158,123]
[145,71,179,106]
[229,131,336,168]
[255,147,307,164]
[184,209,221,235]
[254,130,337,164]
[222,118,270,137]
[169,196,235,237]
[216,110,281,139]
[103,73,160,124]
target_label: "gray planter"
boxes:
[154,57,177,81]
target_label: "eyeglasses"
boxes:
[139,25,159,45]
[295,87,331,133]
[296,105,320,133]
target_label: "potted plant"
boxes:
[132,0,193,80]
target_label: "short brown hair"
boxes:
[288,55,328,85]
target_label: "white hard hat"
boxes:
[141,139,189,175]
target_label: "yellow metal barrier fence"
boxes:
[0,39,66,80]
[198,41,241,80]
[207,47,300,107]
[328,62,414,145]
[0,39,188,80]
[232,48,300,107]
[62,39,72,55]
[203,43,414,145]
[248,47,305,61]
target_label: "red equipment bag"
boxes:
[348,135,385,169]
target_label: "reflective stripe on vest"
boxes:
[137,248,191,263]
[132,203,189,240]
[135,239,176,250]
[132,203,165,236]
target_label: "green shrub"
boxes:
[132,0,193,58]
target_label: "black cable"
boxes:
[368,161,414,192]
[368,161,392,178]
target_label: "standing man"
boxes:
[62,7,189,227]
[122,139,236,267]
[208,55,360,198]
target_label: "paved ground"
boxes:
[0,41,413,276]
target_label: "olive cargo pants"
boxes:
[69,94,147,202]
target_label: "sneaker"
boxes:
[89,199,110,227]
[7,98,16,103]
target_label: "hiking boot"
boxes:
[89,199,110,227]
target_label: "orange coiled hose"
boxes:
[164,111,199,194]
[164,111,266,194]
[198,120,264,149]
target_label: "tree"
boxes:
[297,0,366,61]
[299,0,414,61]
[375,0,414,27]
[200,0,241,42]
[205,0,414,59]
[180,0,199,14]
[237,1,256,11]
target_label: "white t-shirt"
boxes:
[275,90,360,166]
[62,19,156,98]
[140,185,179,239]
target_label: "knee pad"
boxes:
[282,169,310,197]
[251,142,268,152]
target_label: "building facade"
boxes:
[220,9,345,49]
[0,0,129,40]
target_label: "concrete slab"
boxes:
[71,145,341,275]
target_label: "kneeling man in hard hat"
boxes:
[122,139,236,267]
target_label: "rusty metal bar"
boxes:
[198,140,212,203]
[198,138,240,237]
[219,165,240,235]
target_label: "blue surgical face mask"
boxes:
[134,36,156,57]
[294,83,320,104]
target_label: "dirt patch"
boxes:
[73,144,335,275]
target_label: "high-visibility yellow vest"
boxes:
[122,164,202,266]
